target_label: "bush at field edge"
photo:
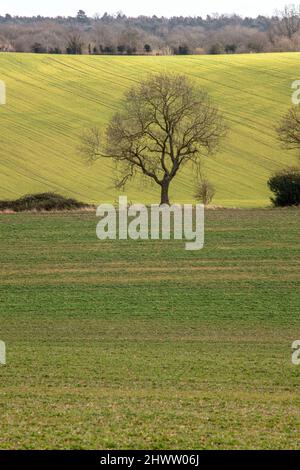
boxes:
[0,192,91,212]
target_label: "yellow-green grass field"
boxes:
[0,208,299,449]
[0,52,299,207]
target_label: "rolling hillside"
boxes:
[0,52,299,207]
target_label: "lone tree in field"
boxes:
[277,106,300,151]
[80,73,227,205]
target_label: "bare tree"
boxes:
[276,4,300,38]
[80,73,227,205]
[194,179,216,205]
[66,30,83,54]
[194,162,216,205]
[277,106,300,150]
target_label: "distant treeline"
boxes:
[1,6,300,55]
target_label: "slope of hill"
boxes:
[0,52,299,206]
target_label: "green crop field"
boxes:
[0,51,299,451]
[0,52,299,207]
[0,208,299,449]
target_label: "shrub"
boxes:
[268,167,300,207]
[0,192,90,212]
[175,44,190,55]
[225,44,237,54]
[194,179,216,205]
[209,43,224,55]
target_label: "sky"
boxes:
[0,1,288,18]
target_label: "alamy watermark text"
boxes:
[96,196,204,251]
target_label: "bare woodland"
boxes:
[1,6,300,55]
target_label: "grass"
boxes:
[0,52,299,207]
[0,208,299,449]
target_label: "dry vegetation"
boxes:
[1,6,300,55]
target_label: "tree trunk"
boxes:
[160,179,170,205]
